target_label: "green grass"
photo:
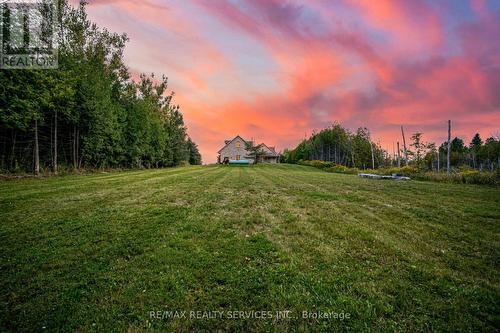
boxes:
[1,165,499,332]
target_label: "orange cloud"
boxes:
[77,0,500,163]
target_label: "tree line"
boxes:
[0,1,201,174]
[283,122,500,172]
[283,124,387,169]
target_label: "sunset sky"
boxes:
[78,0,499,163]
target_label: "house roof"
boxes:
[218,135,278,157]
[217,135,248,153]
[257,143,279,157]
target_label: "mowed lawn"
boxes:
[1,165,499,332]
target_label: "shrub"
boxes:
[327,165,360,174]
[381,166,418,176]
[328,165,348,173]
[298,160,334,169]
[459,170,480,176]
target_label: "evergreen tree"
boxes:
[187,137,202,165]
[470,133,482,168]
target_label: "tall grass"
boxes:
[296,160,500,185]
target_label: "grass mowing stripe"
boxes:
[1,165,498,332]
[256,166,499,284]
[0,166,206,199]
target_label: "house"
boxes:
[217,135,279,164]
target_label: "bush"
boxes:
[378,166,418,177]
[327,165,359,174]
[327,165,348,173]
[297,160,334,169]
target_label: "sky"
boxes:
[76,0,499,163]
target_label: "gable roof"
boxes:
[218,135,278,157]
[257,143,279,157]
[217,135,248,153]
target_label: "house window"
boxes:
[236,141,241,148]
[236,155,240,160]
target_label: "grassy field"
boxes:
[1,164,499,332]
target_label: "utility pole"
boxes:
[392,142,395,166]
[447,120,451,175]
[397,141,401,168]
[401,125,408,166]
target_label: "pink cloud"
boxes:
[76,0,500,163]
